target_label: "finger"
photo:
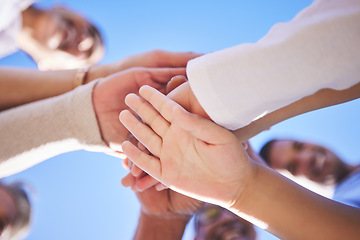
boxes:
[131,142,151,177]
[121,141,162,181]
[166,75,187,94]
[156,51,203,68]
[155,183,169,191]
[120,110,162,157]
[135,174,162,192]
[131,163,144,177]
[172,104,236,145]
[125,93,170,138]
[121,172,136,187]
[105,149,127,159]
[147,68,186,84]
[122,158,130,170]
[139,85,178,123]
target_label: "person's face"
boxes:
[0,185,17,235]
[195,204,256,240]
[268,140,345,183]
[32,6,104,69]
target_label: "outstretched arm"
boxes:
[0,67,184,178]
[126,80,360,192]
[120,86,360,240]
[166,80,360,142]
[122,158,202,240]
[0,50,200,111]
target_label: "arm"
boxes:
[167,81,360,142]
[0,80,105,177]
[0,67,78,111]
[125,81,360,191]
[186,0,360,130]
[233,82,360,142]
[121,169,202,240]
[120,86,360,240]
[0,50,200,111]
[0,67,184,178]
[134,212,189,240]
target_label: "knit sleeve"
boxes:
[0,80,109,178]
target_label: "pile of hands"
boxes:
[91,49,261,221]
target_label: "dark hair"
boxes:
[0,182,32,240]
[259,139,277,165]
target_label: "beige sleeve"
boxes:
[0,80,109,178]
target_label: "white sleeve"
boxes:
[0,80,109,178]
[0,0,36,58]
[187,0,360,130]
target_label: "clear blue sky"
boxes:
[2,1,360,239]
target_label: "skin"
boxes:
[18,5,104,70]
[126,80,360,191]
[120,85,360,240]
[267,139,356,184]
[0,50,201,111]
[195,204,256,240]
[0,186,17,235]
[122,159,202,240]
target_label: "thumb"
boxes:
[172,105,235,145]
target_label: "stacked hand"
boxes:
[120,85,257,208]
[91,51,201,151]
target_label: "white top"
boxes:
[0,81,109,178]
[187,0,360,130]
[333,169,360,209]
[0,0,35,58]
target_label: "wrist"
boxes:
[87,64,114,82]
[226,161,262,219]
[140,207,192,222]
[73,67,90,89]
[134,211,189,240]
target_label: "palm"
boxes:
[159,122,248,205]
[121,85,255,207]
[93,68,185,147]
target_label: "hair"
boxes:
[259,139,278,165]
[86,23,105,63]
[0,182,32,240]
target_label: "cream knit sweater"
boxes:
[0,81,108,178]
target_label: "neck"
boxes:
[21,5,42,31]
[17,5,48,63]
[336,164,360,183]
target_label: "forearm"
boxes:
[133,212,190,240]
[187,0,360,130]
[0,81,108,178]
[0,67,77,110]
[231,164,360,240]
[233,82,360,142]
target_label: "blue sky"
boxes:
[2,1,360,239]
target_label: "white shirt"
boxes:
[187,0,360,130]
[333,169,360,209]
[0,0,36,58]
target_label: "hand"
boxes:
[124,79,208,191]
[92,67,185,149]
[123,172,203,219]
[120,85,257,208]
[88,50,202,82]
[244,141,268,166]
